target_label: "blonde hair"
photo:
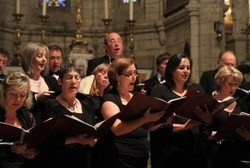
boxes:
[0,71,33,109]
[215,66,243,91]
[21,42,49,76]
[90,63,110,96]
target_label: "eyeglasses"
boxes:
[64,75,81,81]
[121,71,139,78]
[108,39,122,45]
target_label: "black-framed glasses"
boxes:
[121,71,139,77]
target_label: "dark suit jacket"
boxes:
[237,64,250,74]
[199,68,218,94]
[86,55,110,76]
[143,75,160,95]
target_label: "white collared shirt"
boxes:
[157,73,165,84]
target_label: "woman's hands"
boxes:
[11,143,27,154]
[11,144,37,159]
[142,107,165,123]
[22,148,37,159]
[65,134,97,147]
[173,119,199,132]
[236,126,250,141]
[194,105,213,126]
[35,90,55,102]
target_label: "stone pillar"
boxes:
[186,0,200,83]
[230,0,249,63]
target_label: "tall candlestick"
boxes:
[42,0,47,16]
[249,0,250,25]
[129,0,133,20]
[104,0,109,19]
[16,0,20,14]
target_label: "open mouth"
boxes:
[102,81,108,85]
[39,64,45,69]
[69,86,78,91]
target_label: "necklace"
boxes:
[60,96,78,111]
[32,78,41,88]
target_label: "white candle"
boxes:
[129,0,133,20]
[42,0,47,16]
[16,0,20,14]
[248,0,250,25]
[104,0,109,19]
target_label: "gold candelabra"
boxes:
[127,20,136,59]
[12,13,23,66]
[102,18,111,35]
[70,0,88,49]
[241,23,250,61]
[39,15,49,44]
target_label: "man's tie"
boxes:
[49,70,60,76]
[109,57,115,64]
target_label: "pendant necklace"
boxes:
[61,96,78,111]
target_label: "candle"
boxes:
[16,0,20,14]
[42,0,47,16]
[248,0,250,25]
[104,0,108,19]
[129,0,133,20]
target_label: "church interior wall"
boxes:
[0,0,249,82]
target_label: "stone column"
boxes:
[230,0,249,62]
[186,0,200,83]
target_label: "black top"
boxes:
[96,87,149,168]
[150,83,208,168]
[208,101,250,168]
[83,95,104,123]
[0,107,36,168]
[212,107,241,131]
[30,75,60,124]
[40,98,96,168]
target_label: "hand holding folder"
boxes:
[118,93,187,127]
[0,113,119,148]
[173,90,238,123]
[214,113,250,140]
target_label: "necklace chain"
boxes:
[32,78,41,88]
[61,96,77,111]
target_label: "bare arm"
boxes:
[101,101,164,136]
